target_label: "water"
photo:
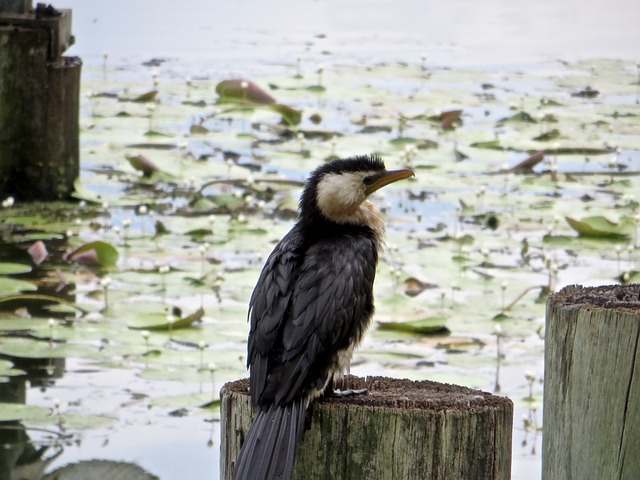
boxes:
[59,0,640,72]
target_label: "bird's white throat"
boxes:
[316,171,386,244]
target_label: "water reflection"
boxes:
[0,352,65,480]
[0,351,160,479]
[0,233,71,479]
[0,248,68,480]
[0,424,63,480]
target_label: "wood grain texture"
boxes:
[221,376,513,480]
[0,17,80,200]
[544,284,640,480]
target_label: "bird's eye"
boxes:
[363,174,380,185]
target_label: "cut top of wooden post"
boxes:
[548,283,640,311]
[0,7,74,58]
[224,375,511,411]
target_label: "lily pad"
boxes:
[470,140,505,151]
[129,90,158,103]
[0,337,96,359]
[432,109,463,129]
[0,277,37,296]
[25,411,119,430]
[497,111,538,125]
[0,294,88,314]
[533,129,560,142]
[377,317,449,335]
[53,412,119,430]
[620,270,640,284]
[510,151,544,173]
[0,402,51,422]
[126,154,161,178]
[403,277,438,297]
[565,215,636,238]
[128,307,205,331]
[150,392,219,410]
[216,79,275,105]
[64,241,119,266]
[270,104,302,126]
[0,262,32,275]
[43,460,159,480]
[0,359,26,378]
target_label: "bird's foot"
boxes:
[332,388,368,397]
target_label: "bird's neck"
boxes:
[302,200,386,250]
[349,200,386,246]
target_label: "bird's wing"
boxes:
[275,233,377,405]
[247,226,304,406]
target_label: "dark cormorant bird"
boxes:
[233,155,414,480]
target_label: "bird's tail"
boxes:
[233,398,307,480]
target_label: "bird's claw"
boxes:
[332,388,368,397]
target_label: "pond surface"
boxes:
[1,1,639,479]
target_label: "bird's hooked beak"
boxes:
[364,169,414,196]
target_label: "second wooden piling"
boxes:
[544,284,640,479]
[0,6,80,200]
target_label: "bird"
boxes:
[232,155,414,480]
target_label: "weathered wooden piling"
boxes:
[221,376,513,480]
[0,1,80,200]
[544,284,640,479]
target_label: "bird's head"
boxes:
[299,155,414,228]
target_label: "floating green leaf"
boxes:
[0,294,88,314]
[571,86,599,98]
[497,111,537,125]
[53,412,119,430]
[377,317,449,335]
[533,129,560,141]
[565,215,636,238]
[43,460,160,480]
[129,90,158,103]
[431,109,463,129]
[0,402,50,422]
[0,262,32,275]
[0,337,96,359]
[306,85,326,93]
[185,228,214,238]
[403,277,438,297]
[0,359,26,378]
[510,151,544,173]
[64,241,119,266]
[128,307,205,331]
[25,410,118,430]
[216,79,276,104]
[150,392,219,410]
[0,277,37,296]
[470,140,505,150]
[548,146,613,155]
[126,154,161,177]
[389,137,422,147]
[270,104,302,126]
[620,270,640,284]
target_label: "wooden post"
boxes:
[543,284,640,479]
[0,3,80,200]
[221,376,513,480]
